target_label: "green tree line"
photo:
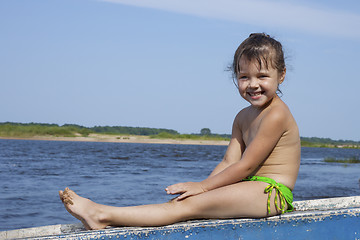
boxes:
[0,122,178,137]
[92,126,178,135]
[300,137,360,148]
[0,122,92,137]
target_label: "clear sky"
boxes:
[1,0,360,141]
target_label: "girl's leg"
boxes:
[59,181,283,230]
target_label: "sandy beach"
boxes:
[0,134,230,146]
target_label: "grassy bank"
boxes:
[324,156,360,164]
[0,122,177,138]
[301,140,360,149]
[149,132,229,141]
[0,123,91,138]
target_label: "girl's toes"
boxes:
[59,191,64,202]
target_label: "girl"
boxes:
[59,33,301,230]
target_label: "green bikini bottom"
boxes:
[243,176,294,214]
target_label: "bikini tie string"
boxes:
[264,184,287,214]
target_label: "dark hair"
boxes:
[231,33,286,94]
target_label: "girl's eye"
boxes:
[259,75,268,79]
[238,76,247,80]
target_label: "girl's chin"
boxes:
[247,98,272,108]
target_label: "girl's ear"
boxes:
[279,67,286,84]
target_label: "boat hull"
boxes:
[2,196,360,239]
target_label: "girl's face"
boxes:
[237,57,285,109]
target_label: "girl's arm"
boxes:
[208,113,245,177]
[201,109,286,191]
[166,108,287,200]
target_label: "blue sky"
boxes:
[1,0,360,141]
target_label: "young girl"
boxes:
[59,33,301,230]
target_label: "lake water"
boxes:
[1,139,360,231]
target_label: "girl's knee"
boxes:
[167,198,204,220]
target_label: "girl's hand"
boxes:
[165,182,206,201]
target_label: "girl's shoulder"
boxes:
[234,99,294,129]
[263,101,293,125]
[262,101,297,134]
[236,105,252,118]
[233,106,252,126]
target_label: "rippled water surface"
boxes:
[1,139,359,231]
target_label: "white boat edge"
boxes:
[1,195,360,240]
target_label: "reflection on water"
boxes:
[0,139,359,231]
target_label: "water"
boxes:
[1,139,359,231]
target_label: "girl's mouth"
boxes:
[248,91,265,98]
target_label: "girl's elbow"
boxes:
[244,167,254,176]
[238,164,256,176]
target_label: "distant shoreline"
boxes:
[0,134,230,146]
[2,135,360,149]
[1,122,359,148]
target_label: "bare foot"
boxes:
[59,188,109,230]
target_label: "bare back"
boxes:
[237,97,301,190]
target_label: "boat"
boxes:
[1,196,359,239]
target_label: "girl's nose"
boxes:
[249,78,259,88]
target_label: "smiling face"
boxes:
[237,56,285,109]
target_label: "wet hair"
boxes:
[231,33,286,94]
